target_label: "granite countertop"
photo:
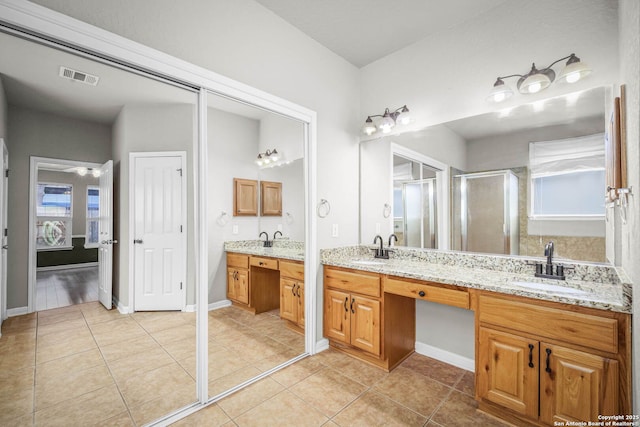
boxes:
[225,240,304,262]
[321,246,631,314]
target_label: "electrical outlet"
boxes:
[332,224,339,237]
[375,222,381,234]
[232,225,238,235]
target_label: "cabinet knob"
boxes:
[418,290,426,297]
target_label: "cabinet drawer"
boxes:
[324,266,380,298]
[280,260,304,280]
[478,295,618,354]
[250,256,278,270]
[384,276,469,309]
[227,252,249,269]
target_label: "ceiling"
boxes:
[253,0,509,67]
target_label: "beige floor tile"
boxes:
[37,307,84,326]
[88,317,148,347]
[431,390,511,426]
[208,347,253,381]
[217,377,285,419]
[327,353,389,387]
[35,324,91,349]
[93,411,135,426]
[400,353,466,387]
[178,354,196,379]
[0,347,36,370]
[268,355,324,387]
[0,365,34,391]
[149,322,196,346]
[100,333,161,363]
[373,366,451,418]
[129,381,197,426]
[36,348,104,380]
[0,386,33,425]
[162,335,197,360]
[234,390,328,427]
[132,311,192,333]
[34,384,126,427]
[290,367,367,417]
[208,366,262,398]
[35,330,97,364]
[36,317,87,337]
[1,313,37,333]
[107,345,174,383]
[35,363,114,410]
[454,370,475,397]
[119,362,195,408]
[82,306,126,325]
[253,347,303,373]
[333,390,427,427]
[172,403,231,427]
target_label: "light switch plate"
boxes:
[332,224,339,237]
[232,225,238,235]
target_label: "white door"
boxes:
[133,154,185,311]
[98,160,114,309]
[0,139,8,322]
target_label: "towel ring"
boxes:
[216,211,229,226]
[383,203,392,218]
[285,212,294,224]
[317,199,331,218]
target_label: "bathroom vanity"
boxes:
[321,246,631,426]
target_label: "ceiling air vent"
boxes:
[59,66,100,86]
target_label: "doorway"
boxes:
[28,157,113,312]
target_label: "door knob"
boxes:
[101,239,119,245]
[1,245,7,250]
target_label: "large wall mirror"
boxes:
[361,86,608,263]
[206,92,306,400]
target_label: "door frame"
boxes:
[27,156,106,313]
[0,139,7,325]
[128,151,188,312]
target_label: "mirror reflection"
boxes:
[0,31,198,425]
[361,86,607,262]
[207,93,305,400]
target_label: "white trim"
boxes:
[390,144,450,250]
[314,338,329,353]
[7,306,28,317]
[36,246,74,252]
[415,341,475,372]
[36,262,98,272]
[28,156,103,313]
[208,300,232,311]
[129,151,188,313]
[112,295,128,315]
[183,304,196,313]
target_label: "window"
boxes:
[529,134,605,218]
[86,186,99,248]
[36,183,73,249]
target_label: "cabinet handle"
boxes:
[296,284,301,297]
[528,344,534,368]
[344,297,348,312]
[545,348,552,373]
[418,290,426,297]
[350,298,355,314]
[291,284,296,295]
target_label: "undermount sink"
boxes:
[510,281,590,296]
[350,259,387,266]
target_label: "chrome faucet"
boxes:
[273,230,283,240]
[533,240,565,280]
[259,231,272,247]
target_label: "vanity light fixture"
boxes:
[256,148,289,168]
[361,105,411,136]
[75,166,101,178]
[487,53,591,103]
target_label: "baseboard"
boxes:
[415,341,475,372]
[36,262,98,272]
[183,304,196,312]
[314,338,329,354]
[7,306,29,317]
[208,300,232,311]
[112,296,129,314]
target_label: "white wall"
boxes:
[618,0,640,413]
[112,103,196,308]
[259,113,304,163]
[259,158,305,240]
[6,105,111,309]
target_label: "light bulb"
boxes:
[565,72,580,83]
[527,82,542,93]
[77,167,87,176]
[494,92,506,102]
[92,169,101,178]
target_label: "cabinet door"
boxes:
[233,178,258,216]
[235,268,249,304]
[324,289,350,344]
[260,180,282,216]
[540,343,618,425]
[478,327,539,420]
[350,295,381,356]
[297,281,305,326]
[280,278,298,323]
[227,268,237,301]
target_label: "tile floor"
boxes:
[36,266,99,311]
[1,303,510,426]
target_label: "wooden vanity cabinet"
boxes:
[476,293,628,426]
[233,178,258,216]
[280,260,305,331]
[227,253,249,304]
[323,266,414,370]
[260,180,282,216]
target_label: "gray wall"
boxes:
[0,76,7,140]
[6,105,111,309]
[112,103,196,309]
[37,170,99,235]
